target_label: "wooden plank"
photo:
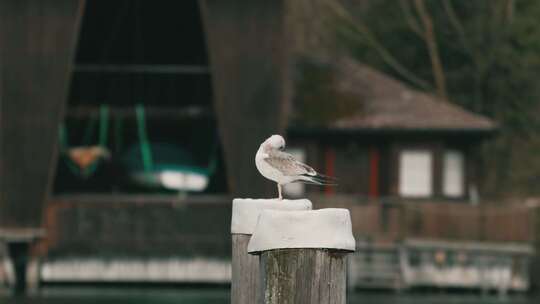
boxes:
[324,148,335,195]
[231,234,259,304]
[260,249,347,304]
[0,0,85,228]
[74,64,209,74]
[51,193,232,205]
[65,106,211,119]
[332,145,369,195]
[368,146,380,198]
[199,0,290,197]
[38,198,232,258]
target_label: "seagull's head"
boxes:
[263,134,285,151]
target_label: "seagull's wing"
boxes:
[264,150,337,185]
[263,151,316,176]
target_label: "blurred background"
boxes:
[1,0,540,303]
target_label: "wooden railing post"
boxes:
[230,199,312,304]
[248,208,355,304]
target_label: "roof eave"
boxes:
[288,125,499,138]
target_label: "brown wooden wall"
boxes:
[333,145,370,194]
[312,198,534,243]
[35,195,232,258]
[35,195,534,260]
[199,0,291,197]
[0,0,85,228]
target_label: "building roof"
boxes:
[299,57,496,133]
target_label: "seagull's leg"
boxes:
[277,184,282,200]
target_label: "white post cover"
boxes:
[231,199,312,234]
[247,208,356,253]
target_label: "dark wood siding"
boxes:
[334,144,370,194]
[37,196,231,258]
[199,0,290,197]
[378,145,392,197]
[0,0,85,228]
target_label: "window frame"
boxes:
[393,143,469,200]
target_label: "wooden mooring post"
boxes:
[248,208,355,304]
[230,199,312,304]
[0,229,44,294]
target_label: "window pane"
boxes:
[283,148,305,196]
[443,150,465,197]
[399,150,433,197]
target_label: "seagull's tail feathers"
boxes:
[298,173,338,186]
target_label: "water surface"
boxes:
[2,288,538,304]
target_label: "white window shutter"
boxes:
[399,150,433,197]
[443,150,465,197]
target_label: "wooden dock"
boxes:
[348,238,534,292]
[2,238,533,294]
[348,242,403,290]
[0,195,537,293]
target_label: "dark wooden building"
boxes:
[3,1,537,292]
[51,0,290,198]
[0,0,497,240]
[1,0,496,204]
[286,58,496,201]
[0,0,291,290]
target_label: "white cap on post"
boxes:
[247,208,356,254]
[231,199,313,235]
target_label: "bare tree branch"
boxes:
[505,0,514,24]
[413,0,447,98]
[328,0,432,91]
[442,0,476,58]
[399,0,423,37]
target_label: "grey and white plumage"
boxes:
[255,135,336,200]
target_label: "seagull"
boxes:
[255,134,336,200]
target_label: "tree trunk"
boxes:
[414,0,447,98]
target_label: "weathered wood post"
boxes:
[248,208,355,304]
[230,199,312,304]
